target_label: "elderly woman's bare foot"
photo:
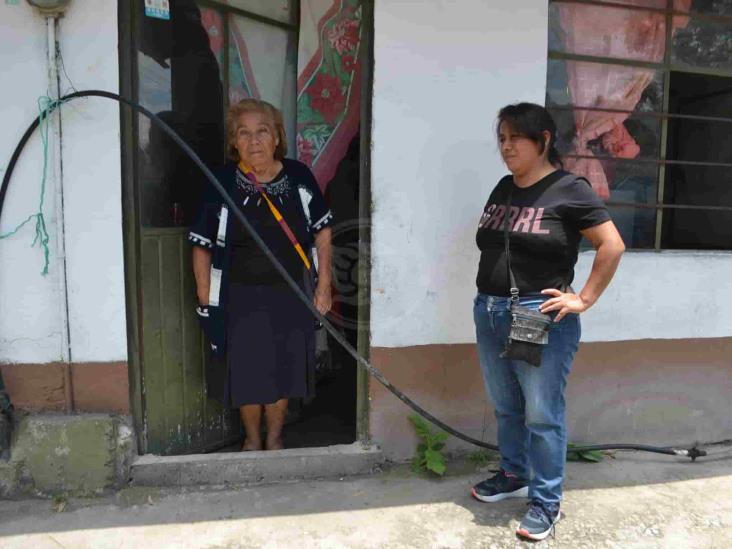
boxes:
[241,439,262,451]
[265,437,284,451]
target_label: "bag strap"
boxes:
[239,162,312,271]
[502,186,520,303]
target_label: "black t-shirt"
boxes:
[475,170,611,296]
[229,163,331,286]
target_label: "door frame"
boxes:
[119,0,375,454]
[119,0,146,453]
[356,0,374,444]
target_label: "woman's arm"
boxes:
[540,220,625,321]
[313,227,333,315]
[575,221,625,308]
[192,246,213,305]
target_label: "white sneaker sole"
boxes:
[516,512,562,541]
[471,485,529,503]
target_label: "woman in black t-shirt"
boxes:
[471,103,625,541]
[190,100,333,452]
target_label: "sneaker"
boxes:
[471,469,529,503]
[516,500,561,541]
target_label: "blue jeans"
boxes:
[473,293,580,505]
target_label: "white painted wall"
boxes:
[0,4,61,363]
[0,0,126,363]
[370,0,732,348]
[575,251,732,342]
[3,0,729,364]
[370,0,549,347]
[58,0,126,362]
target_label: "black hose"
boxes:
[0,105,43,228]
[0,90,712,461]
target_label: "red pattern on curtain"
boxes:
[558,0,692,199]
[296,0,362,190]
[200,7,261,101]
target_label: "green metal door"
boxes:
[139,228,238,455]
[130,0,242,455]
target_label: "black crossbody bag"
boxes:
[499,187,553,367]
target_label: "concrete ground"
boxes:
[0,450,731,548]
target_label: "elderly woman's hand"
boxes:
[314,284,332,315]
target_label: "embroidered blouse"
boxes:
[188,159,333,356]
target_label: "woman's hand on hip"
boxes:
[539,288,589,321]
[313,284,332,315]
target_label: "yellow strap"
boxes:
[260,192,311,269]
[239,162,312,270]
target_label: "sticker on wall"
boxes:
[5,0,20,5]
[145,0,170,20]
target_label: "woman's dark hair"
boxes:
[496,103,563,168]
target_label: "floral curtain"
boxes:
[558,0,692,199]
[200,7,278,103]
[296,0,362,190]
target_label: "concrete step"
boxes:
[130,442,385,487]
[3,413,135,497]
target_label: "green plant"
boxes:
[566,443,605,462]
[409,414,449,476]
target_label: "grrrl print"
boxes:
[478,204,551,235]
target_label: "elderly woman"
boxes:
[189,99,333,451]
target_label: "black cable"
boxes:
[1,89,719,462]
[0,110,42,228]
[703,447,732,459]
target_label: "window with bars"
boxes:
[546,0,732,250]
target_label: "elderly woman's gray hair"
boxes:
[226,98,288,161]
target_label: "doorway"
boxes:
[120,0,371,455]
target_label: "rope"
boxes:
[0,97,56,275]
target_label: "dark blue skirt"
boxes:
[225,284,315,406]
